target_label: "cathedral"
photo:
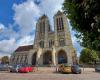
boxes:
[10,11,77,66]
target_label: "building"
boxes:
[10,11,77,66]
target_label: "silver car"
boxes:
[9,64,21,72]
[0,64,8,71]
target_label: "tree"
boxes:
[63,0,100,53]
[79,48,98,64]
[1,56,9,64]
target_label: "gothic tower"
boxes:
[54,11,76,64]
[34,15,50,49]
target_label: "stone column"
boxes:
[36,48,43,66]
[52,46,56,66]
[66,49,73,65]
[44,19,49,48]
[54,16,59,47]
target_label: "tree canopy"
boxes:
[1,56,9,64]
[79,48,98,64]
[63,0,100,51]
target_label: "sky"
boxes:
[0,0,82,58]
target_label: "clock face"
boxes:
[34,0,41,5]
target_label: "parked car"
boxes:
[9,64,21,72]
[0,64,8,71]
[27,64,33,72]
[62,64,72,73]
[95,65,100,72]
[58,64,72,73]
[18,65,33,73]
[71,65,81,74]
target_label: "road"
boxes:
[0,67,100,80]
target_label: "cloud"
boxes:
[0,35,34,57]
[13,0,64,34]
[13,0,41,36]
[0,23,5,32]
[17,35,34,46]
[0,38,17,54]
[38,0,64,27]
[0,24,19,40]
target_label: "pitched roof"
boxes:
[15,45,33,52]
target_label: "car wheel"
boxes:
[79,71,81,74]
[16,69,18,73]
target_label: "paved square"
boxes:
[0,68,100,80]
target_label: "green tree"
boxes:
[79,48,98,64]
[63,0,100,53]
[1,56,9,64]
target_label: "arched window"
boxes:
[39,41,44,48]
[24,55,28,64]
[40,22,45,33]
[49,40,54,48]
[20,56,23,63]
[61,17,64,30]
[56,18,59,31]
[56,17,64,31]
[59,39,65,46]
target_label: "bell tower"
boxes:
[54,11,73,47]
[54,11,76,64]
[34,15,50,48]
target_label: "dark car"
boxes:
[71,65,81,74]
[95,65,100,72]
[0,64,8,71]
[9,64,21,72]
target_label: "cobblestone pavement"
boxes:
[0,67,100,80]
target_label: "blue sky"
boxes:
[0,0,82,57]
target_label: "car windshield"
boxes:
[64,64,71,67]
[12,65,21,68]
[96,65,100,67]
[73,65,80,69]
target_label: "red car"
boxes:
[18,65,33,73]
[27,65,33,72]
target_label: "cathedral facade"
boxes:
[10,11,77,66]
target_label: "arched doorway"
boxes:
[57,50,67,64]
[43,51,52,65]
[32,52,37,65]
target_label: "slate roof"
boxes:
[15,45,33,52]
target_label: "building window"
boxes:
[61,17,64,30]
[59,18,62,30]
[40,22,45,33]
[59,39,65,46]
[39,41,44,48]
[20,56,23,63]
[56,17,64,31]
[16,56,19,64]
[56,18,59,31]
[24,55,28,64]
[49,40,54,48]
